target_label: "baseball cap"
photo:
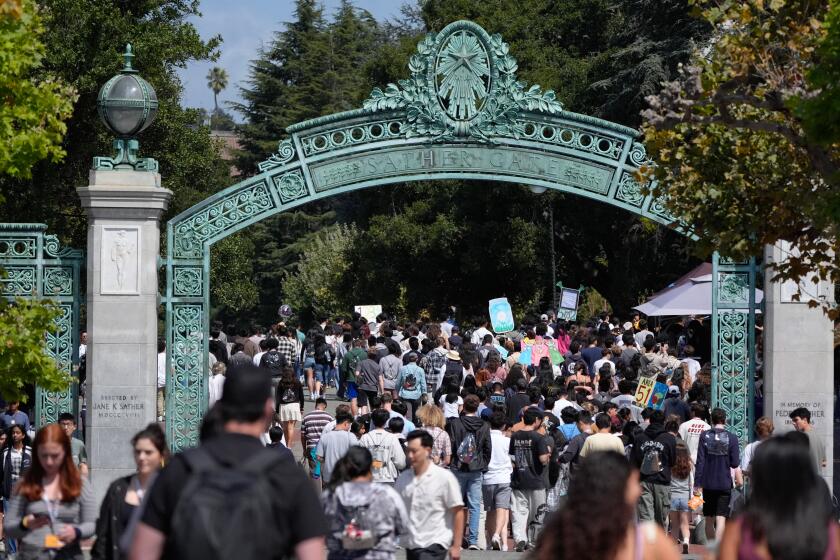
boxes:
[540,314,549,321]
[668,385,680,394]
[622,321,633,331]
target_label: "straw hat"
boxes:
[446,350,461,361]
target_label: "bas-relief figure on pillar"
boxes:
[100,226,139,294]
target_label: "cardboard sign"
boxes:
[354,305,382,321]
[648,382,669,410]
[489,297,515,333]
[634,376,656,407]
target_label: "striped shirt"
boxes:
[301,409,334,451]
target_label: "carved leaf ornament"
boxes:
[363,21,563,141]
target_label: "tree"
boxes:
[0,0,77,400]
[640,0,840,314]
[0,0,227,247]
[206,65,228,112]
[283,224,358,319]
[0,299,72,402]
[0,0,75,180]
[233,0,383,324]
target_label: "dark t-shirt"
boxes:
[580,347,603,376]
[141,433,326,559]
[506,392,531,424]
[509,430,549,490]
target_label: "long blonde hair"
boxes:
[415,404,445,429]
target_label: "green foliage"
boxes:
[0,0,75,180]
[210,232,258,314]
[230,0,384,324]
[0,298,72,402]
[796,0,840,146]
[283,224,358,319]
[641,0,840,315]
[0,0,225,246]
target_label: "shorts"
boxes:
[303,357,316,370]
[702,489,731,517]
[313,364,327,383]
[482,483,512,510]
[670,494,690,512]
[346,382,359,399]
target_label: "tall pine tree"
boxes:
[229,0,383,325]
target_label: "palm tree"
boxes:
[206,66,229,113]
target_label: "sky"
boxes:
[178,0,405,115]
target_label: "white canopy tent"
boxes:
[634,272,763,317]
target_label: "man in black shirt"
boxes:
[129,366,326,560]
[506,378,531,425]
[509,409,550,552]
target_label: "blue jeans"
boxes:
[454,470,483,546]
[3,498,17,553]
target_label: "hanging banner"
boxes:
[634,376,656,407]
[489,297,515,333]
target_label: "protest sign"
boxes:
[489,297,515,333]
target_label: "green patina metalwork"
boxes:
[162,20,752,450]
[93,44,159,172]
[711,253,759,447]
[0,224,83,427]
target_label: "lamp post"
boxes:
[92,44,159,172]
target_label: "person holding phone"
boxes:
[3,423,96,559]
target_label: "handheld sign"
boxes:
[634,376,656,407]
[489,297,515,333]
[648,382,669,411]
[354,304,383,321]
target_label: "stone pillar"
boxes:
[77,170,171,503]
[764,242,835,486]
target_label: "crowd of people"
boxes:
[0,310,834,559]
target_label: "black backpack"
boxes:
[170,448,288,560]
[260,351,285,375]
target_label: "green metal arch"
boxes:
[162,19,692,450]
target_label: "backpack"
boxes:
[368,434,392,477]
[640,443,664,475]
[381,358,399,382]
[260,351,284,374]
[338,503,379,551]
[279,386,296,404]
[704,428,731,456]
[344,350,363,375]
[456,431,477,465]
[402,371,417,391]
[170,448,287,560]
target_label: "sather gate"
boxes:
[163,21,759,450]
[0,224,84,427]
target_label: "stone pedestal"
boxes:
[764,243,834,485]
[77,170,171,503]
